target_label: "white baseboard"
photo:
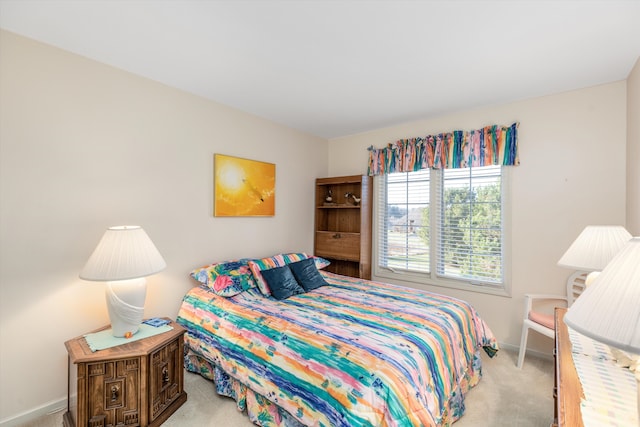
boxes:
[499,341,554,362]
[0,397,66,427]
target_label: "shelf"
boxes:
[315,175,363,186]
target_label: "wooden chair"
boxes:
[516,271,587,368]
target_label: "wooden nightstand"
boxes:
[63,319,187,427]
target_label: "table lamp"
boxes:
[564,237,640,422]
[558,225,632,287]
[80,226,166,337]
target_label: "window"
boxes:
[375,165,510,295]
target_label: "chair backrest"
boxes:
[566,271,588,306]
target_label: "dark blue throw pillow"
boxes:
[260,265,305,300]
[288,257,328,291]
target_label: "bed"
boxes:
[176,254,498,427]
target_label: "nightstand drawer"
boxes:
[149,336,183,421]
[85,357,143,427]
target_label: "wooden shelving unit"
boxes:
[314,175,372,279]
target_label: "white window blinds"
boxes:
[376,165,505,288]
[435,166,503,284]
[377,170,430,273]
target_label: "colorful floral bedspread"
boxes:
[177,272,498,427]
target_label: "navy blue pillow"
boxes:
[260,265,305,300]
[289,257,328,291]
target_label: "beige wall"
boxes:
[627,58,640,235]
[0,31,327,423]
[328,82,628,356]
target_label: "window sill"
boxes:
[374,268,512,298]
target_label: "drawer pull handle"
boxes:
[162,367,169,385]
[110,385,119,402]
[332,233,341,239]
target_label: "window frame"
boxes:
[373,166,512,297]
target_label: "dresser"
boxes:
[554,308,584,427]
[63,319,187,427]
[554,308,639,427]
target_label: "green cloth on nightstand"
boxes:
[84,324,173,352]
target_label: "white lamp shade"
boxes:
[557,225,632,271]
[564,237,640,354]
[80,226,166,281]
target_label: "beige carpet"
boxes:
[23,349,554,427]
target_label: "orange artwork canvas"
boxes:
[214,154,275,217]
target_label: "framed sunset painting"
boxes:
[214,154,275,217]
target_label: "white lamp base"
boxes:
[585,271,601,287]
[106,278,147,337]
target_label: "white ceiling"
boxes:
[1,1,639,139]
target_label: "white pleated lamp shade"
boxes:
[80,226,166,281]
[557,225,632,271]
[564,237,640,354]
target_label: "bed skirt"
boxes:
[185,347,306,426]
[184,345,485,427]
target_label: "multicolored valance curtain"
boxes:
[367,122,519,176]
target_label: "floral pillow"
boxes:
[313,255,331,270]
[249,252,330,296]
[190,258,256,297]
